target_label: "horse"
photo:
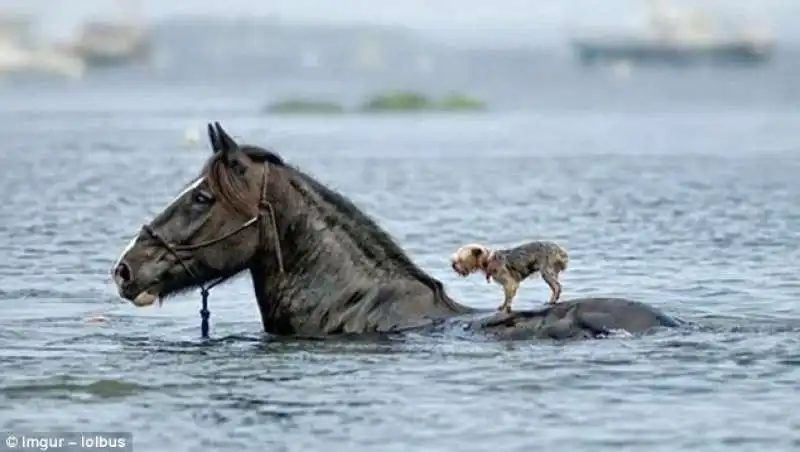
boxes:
[111,122,683,340]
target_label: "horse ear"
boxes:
[214,121,240,165]
[207,123,221,153]
[214,122,238,151]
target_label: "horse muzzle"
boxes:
[112,258,169,307]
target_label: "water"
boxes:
[1,72,800,451]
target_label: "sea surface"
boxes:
[0,54,799,451]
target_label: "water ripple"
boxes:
[0,108,799,451]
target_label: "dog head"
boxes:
[450,243,491,277]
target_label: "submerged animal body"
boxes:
[111,122,681,340]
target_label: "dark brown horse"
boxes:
[111,122,682,339]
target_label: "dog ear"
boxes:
[470,247,484,258]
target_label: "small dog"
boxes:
[450,241,569,313]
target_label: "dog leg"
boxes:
[498,280,519,313]
[541,269,562,304]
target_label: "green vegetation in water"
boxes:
[360,90,487,112]
[265,98,344,114]
[262,91,487,115]
[360,90,433,112]
[435,92,487,111]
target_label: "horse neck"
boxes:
[245,197,471,335]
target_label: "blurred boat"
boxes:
[67,0,150,69]
[570,0,774,67]
[0,13,85,79]
[70,21,149,68]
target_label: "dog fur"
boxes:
[450,241,569,313]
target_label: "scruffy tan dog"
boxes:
[450,241,569,313]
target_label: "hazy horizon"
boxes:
[4,0,800,45]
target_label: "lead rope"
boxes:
[200,286,210,338]
[199,277,224,338]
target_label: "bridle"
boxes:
[141,162,284,338]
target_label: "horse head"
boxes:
[111,122,288,307]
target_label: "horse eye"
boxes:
[193,190,213,205]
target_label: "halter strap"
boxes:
[142,161,284,338]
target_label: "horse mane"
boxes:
[203,145,286,217]
[290,163,449,295]
[202,144,450,298]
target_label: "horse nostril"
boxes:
[115,262,133,284]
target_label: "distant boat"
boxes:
[71,21,149,68]
[68,0,150,68]
[570,0,774,67]
[0,13,85,79]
